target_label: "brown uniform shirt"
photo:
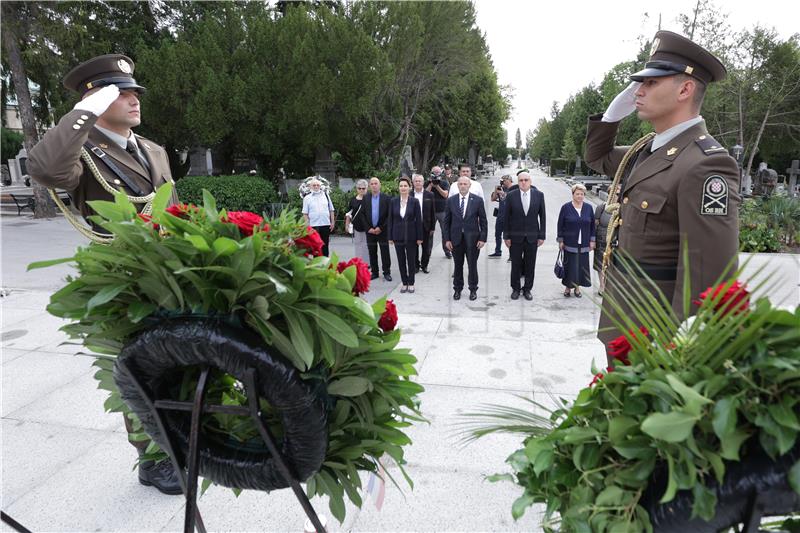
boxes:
[27,109,178,220]
[585,114,740,346]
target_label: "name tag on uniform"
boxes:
[701,175,728,216]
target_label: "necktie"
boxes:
[523,191,529,215]
[633,141,654,170]
[126,140,150,173]
[460,196,466,217]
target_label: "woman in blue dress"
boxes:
[556,184,596,297]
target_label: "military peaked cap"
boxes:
[630,30,727,85]
[63,54,145,94]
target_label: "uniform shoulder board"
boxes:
[695,134,728,155]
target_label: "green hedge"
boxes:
[176,175,280,213]
[738,196,800,252]
[2,128,24,160]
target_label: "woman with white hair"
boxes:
[556,183,596,297]
[345,179,370,262]
[302,178,335,256]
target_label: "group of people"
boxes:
[25,27,742,496]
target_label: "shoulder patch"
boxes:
[701,175,729,216]
[695,135,728,156]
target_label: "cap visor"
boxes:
[116,82,146,94]
[630,67,678,81]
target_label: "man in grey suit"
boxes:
[443,176,488,301]
[502,171,546,300]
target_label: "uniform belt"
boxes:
[84,141,147,197]
[612,256,677,281]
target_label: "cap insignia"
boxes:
[649,37,661,58]
[117,59,132,74]
[685,65,694,75]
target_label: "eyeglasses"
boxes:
[357,187,366,190]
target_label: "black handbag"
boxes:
[554,249,565,279]
[492,207,499,217]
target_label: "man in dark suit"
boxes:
[362,176,392,281]
[412,174,436,273]
[443,176,488,301]
[502,171,546,300]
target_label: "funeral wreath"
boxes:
[30,184,424,522]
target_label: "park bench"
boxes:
[2,191,71,216]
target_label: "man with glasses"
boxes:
[502,172,546,300]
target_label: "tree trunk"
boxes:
[1,7,55,218]
[745,104,771,180]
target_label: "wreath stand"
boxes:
[117,361,328,533]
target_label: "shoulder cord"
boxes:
[48,147,156,244]
[601,132,657,277]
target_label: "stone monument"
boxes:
[400,145,414,178]
[786,160,799,198]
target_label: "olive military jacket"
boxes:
[28,109,178,220]
[585,114,740,344]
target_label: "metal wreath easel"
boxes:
[117,362,328,533]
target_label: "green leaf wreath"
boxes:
[29,184,424,523]
[457,253,800,531]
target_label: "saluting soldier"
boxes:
[28,54,178,234]
[584,31,740,363]
[27,54,181,495]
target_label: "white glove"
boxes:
[602,82,641,123]
[73,85,120,117]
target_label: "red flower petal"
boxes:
[378,299,398,332]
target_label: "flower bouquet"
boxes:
[459,255,800,532]
[30,184,423,522]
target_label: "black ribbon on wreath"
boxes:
[641,441,800,533]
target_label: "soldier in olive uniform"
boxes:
[27,55,181,494]
[585,31,740,363]
[28,54,178,227]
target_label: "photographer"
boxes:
[426,165,452,258]
[489,175,514,258]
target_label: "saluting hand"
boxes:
[73,85,120,117]
[602,82,641,123]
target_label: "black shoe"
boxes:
[445,252,452,259]
[415,267,421,273]
[139,459,183,495]
[371,273,379,280]
[384,274,392,282]
[453,290,461,300]
[469,290,477,301]
[488,252,502,258]
[506,257,511,262]
[523,291,533,301]
[510,290,520,300]
[421,268,430,274]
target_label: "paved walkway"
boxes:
[2,165,798,532]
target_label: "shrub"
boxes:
[2,127,24,159]
[176,175,280,213]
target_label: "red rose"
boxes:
[694,280,750,316]
[590,366,614,387]
[137,213,159,230]
[378,299,398,332]
[295,227,325,257]
[607,326,649,365]
[224,211,265,236]
[166,203,198,219]
[337,257,371,295]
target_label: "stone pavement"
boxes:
[2,164,798,532]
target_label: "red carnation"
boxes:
[223,211,265,236]
[378,299,398,332]
[295,227,325,257]
[137,213,159,230]
[337,257,371,295]
[590,366,614,387]
[694,280,750,316]
[166,203,198,219]
[607,326,649,365]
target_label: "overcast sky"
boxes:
[473,0,800,145]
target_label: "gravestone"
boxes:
[574,155,582,176]
[755,163,779,197]
[400,145,414,178]
[314,147,337,182]
[786,160,799,197]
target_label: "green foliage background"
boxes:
[176,175,281,213]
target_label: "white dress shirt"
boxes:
[448,180,484,199]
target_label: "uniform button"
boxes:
[622,197,629,204]
[641,200,649,209]
[699,135,707,140]
[77,119,85,125]
[618,219,623,226]
[72,124,80,130]
[80,115,89,120]
[114,179,121,185]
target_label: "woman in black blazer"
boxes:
[388,177,423,293]
[556,183,596,297]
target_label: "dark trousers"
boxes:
[313,225,331,257]
[367,231,391,275]
[395,242,417,285]
[415,230,433,270]
[510,238,538,291]
[435,211,448,254]
[494,218,505,253]
[452,238,480,292]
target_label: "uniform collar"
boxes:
[94,125,137,151]
[652,116,704,151]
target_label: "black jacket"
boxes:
[443,193,488,246]
[502,187,546,243]
[412,190,436,232]
[387,196,424,243]
[362,192,391,233]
